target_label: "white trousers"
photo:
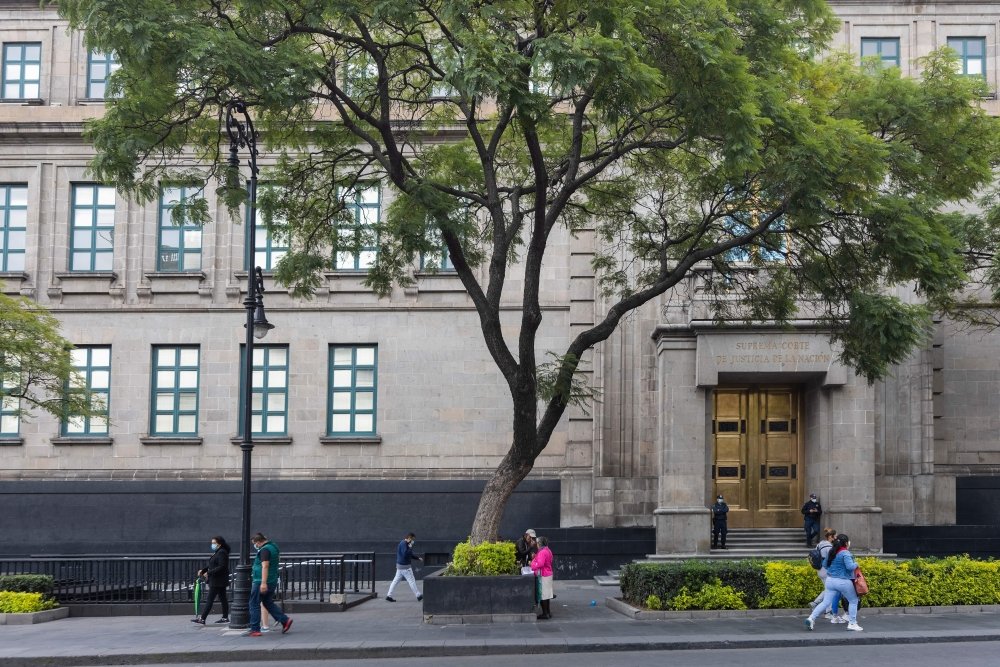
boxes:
[387,565,420,598]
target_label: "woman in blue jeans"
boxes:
[805,533,863,632]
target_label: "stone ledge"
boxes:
[606,597,1000,620]
[0,607,69,625]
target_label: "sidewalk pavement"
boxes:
[2,581,999,667]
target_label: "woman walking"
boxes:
[809,527,845,623]
[191,535,231,625]
[530,536,554,620]
[805,533,862,632]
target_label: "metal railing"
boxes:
[0,553,375,604]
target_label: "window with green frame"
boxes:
[342,54,377,97]
[247,185,289,271]
[70,184,115,272]
[860,38,900,68]
[723,213,788,263]
[0,367,20,438]
[420,227,456,271]
[2,43,41,99]
[151,346,199,436]
[86,51,119,99]
[62,346,110,436]
[335,185,380,270]
[948,37,986,78]
[328,345,377,436]
[0,184,27,272]
[239,345,288,436]
[157,184,203,271]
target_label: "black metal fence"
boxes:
[0,553,375,604]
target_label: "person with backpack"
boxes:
[808,527,845,623]
[804,533,863,632]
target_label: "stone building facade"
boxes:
[1,0,999,561]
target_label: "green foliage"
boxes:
[0,592,58,613]
[668,581,747,611]
[0,290,104,423]
[621,556,1000,610]
[447,539,517,576]
[644,594,662,610]
[0,575,55,596]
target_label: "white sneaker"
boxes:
[822,612,834,620]
[804,617,814,631]
[846,622,863,632]
[831,615,848,624]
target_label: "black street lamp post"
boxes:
[225,99,274,629]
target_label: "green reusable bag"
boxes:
[193,578,202,615]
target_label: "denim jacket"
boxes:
[825,548,858,580]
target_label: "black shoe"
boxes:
[215,617,229,624]
[721,546,728,550]
[191,618,205,625]
[416,595,423,601]
[385,596,395,602]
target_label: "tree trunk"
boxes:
[468,450,534,544]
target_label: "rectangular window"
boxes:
[420,228,455,271]
[328,345,377,436]
[343,55,377,98]
[0,370,20,438]
[860,38,900,68]
[240,345,288,436]
[62,346,110,436]
[948,37,987,78]
[723,214,787,263]
[0,184,27,272]
[2,43,41,99]
[70,184,116,272]
[150,346,199,436]
[335,185,380,270]
[248,186,289,271]
[86,51,120,99]
[157,185,203,271]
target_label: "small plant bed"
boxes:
[0,575,66,624]
[619,556,1000,611]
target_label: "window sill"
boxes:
[0,437,24,446]
[0,272,29,295]
[140,436,204,446]
[0,98,45,106]
[141,271,209,298]
[51,436,113,445]
[77,98,108,105]
[229,436,293,446]
[319,435,382,445]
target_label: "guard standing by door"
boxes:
[711,495,729,549]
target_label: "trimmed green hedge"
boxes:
[0,575,54,596]
[0,591,58,613]
[444,539,518,576]
[620,556,1000,610]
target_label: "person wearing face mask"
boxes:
[385,532,423,602]
[804,533,863,632]
[191,536,230,625]
[243,532,292,637]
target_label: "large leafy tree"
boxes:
[57,0,1000,541]
[0,290,99,424]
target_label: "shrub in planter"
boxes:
[715,560,768,609]
[0,591,58,613]
[906,556,1000,606]
[0,575,54,596]
[760,562,822,609]
[445,539,517,576]
[669,581,747,611]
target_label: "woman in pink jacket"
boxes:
[530,536,554,619]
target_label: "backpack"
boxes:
[808,545,824,569]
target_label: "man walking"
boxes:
[801,493,823,547]
[386,532,423,602]
[711,495,729,549]
[244,532,292,637]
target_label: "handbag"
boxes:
[853,567,869,596]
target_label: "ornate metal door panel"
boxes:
[712,387,802,528]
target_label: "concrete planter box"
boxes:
[421,569,536,624]
[0,607,69,625]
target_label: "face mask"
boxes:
[211,544,219,551]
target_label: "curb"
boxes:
[6,632,1000,667]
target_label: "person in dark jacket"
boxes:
[191,535,230,625]
[515,529,537,567]
[711,495,729,549]
[385,532,423,602]
[801,493,823,546]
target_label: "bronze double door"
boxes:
[711,387,803,528]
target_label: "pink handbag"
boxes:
[853,568,869,596]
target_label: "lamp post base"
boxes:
[229,564,252,629]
